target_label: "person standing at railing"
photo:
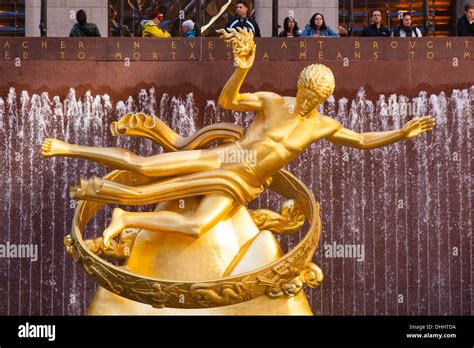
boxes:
[361,9,390,37]
[457,3,474,36]
[182,20,197,38]
[278,16,301,37]
[301,13,339,37]
[225,1,261,37]
[69,9,101,37]
[142,9,171,38]
[392,13,422,37]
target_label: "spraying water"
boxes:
[0,86,472,315]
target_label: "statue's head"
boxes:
[295,64,335,117]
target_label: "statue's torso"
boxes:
[234,93,339,182]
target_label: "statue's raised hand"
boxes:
[402,116,436,139]
[216,27,256,69]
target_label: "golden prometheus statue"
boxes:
[41,28,435,315]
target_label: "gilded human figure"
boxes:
[42,28,434,246]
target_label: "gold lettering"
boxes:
[208,41,213,49]
[3,41,10,49]
[465,41,470,48]
[318,51,324,60]
[188,41,196,49]
[115,52,123,60]
[116,41,120,49]
[427,41,434,49]
[318,41,323,49]
[445,41,452,49]
[427,51,434,59]
[78,41,84,49]
[390,41,398,49]
[22,51,28,59]
[133,52,141,60]
[226,52,232,60]
[355,41,360,49]
[171,51,177,60]
[373,51,379,60]
[152,52,158,60]
[262,52,269,60]
[373,41,379,49]
[299,51,306,60]
[281,41,287,49]
[409,41,416,49]
[336,52,343,60]
[355,51,361,59]
[59,51,65,59]
[60,41,66,49]
[209,51,214,60]
[21,41,29,49]
[189,52,196,60]
[4,51,10,59]
[464,51,471,59]
[171,41,177,49]
[299,40,305,49]
[41,41,48,49]
[77,52,85,59]
[134,41,140,49]
[410,51,415,59]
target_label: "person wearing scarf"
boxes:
[392,12,422,37]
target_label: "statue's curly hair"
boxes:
[297,64,335,105]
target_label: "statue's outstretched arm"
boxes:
[326,115,436,149]
[216,28,263,112]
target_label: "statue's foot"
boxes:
[103,208,127,248]
[41,138,72,157]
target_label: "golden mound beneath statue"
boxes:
[87,199,312,315]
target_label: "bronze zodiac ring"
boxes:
[64,169,323,309]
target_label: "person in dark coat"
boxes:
[278,16,301,37]
[457,3,474,36]
[225,1,261,37]
[69,9,101,37]
[362,9,390,37]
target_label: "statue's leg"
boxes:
[102,194,235,247]
[41,138,220,177]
